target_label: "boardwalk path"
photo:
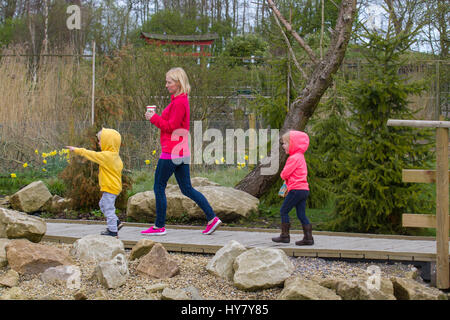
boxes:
[43,219,449,263]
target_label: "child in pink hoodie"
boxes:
[272,130,314,246]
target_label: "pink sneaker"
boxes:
[202,217,222,235]
[140,226,167,236]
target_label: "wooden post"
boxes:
[435,118,449,289]
[388,118,450,289]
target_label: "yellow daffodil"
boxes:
[215,159,219,165]
[23,163,28,168]
[42,152,47,158]
[221,157,225,163]
[43,159,47,164]
[244,155,249,161]
[10,173,16,178]
[35,149,39,154]
[42,168,47,172]
[152,150,156,155]
[50,150,57,156]
[145,160,150,165]
[237,166,242,170]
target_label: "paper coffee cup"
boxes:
[146,105,156,112]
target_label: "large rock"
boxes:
[391,277,448,300]
[0,208,46,243]
[0,269,19,287]
[278,277,342,300]
[129,239,156,261]
[161,287,190,300]
[5,239,74,275]
[136,243,180,279]
[233,247,294,291]
[0,239,11,267]
[206,240,247,281]
[95,253,129,289]
[9,181,52,213]
[331,278,396,300]
[0,287,27,300]
[43,195,73,213]
[126,179,259,223]
[70,234,125,263]
[41,265,81,289]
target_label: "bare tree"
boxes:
[235,0,357,198]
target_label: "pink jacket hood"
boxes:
[288,130,309,155]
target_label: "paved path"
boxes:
[42,220,449,263]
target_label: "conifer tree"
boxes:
[326,24,435,235]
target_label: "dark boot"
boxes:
[272,222,290,243]
[295,224,314,246]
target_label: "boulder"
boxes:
[129,239,156,260]
[161,287,190,300]
[126,179,259,223]
[232,247,294,291]
[9,181,52,213]
[43,195,73,213]
[206,240,247,281]
[41,265,81,289]
[278,277,342,300]
[136,243,180,279]
[5,239,74,275]
[0,286,27,300]
[0,239,11,267]
[0,208,46,243]
[95,253,129,289]
[391,277,448,300]
[145,283,168,293]
[70,234,125,263]
[332,278,396,300]
[0,269,20,287]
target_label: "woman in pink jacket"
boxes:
[272,130,314,245]
[141,67,221,236]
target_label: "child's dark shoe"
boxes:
[117,220,124,231]
[101,229,118,238]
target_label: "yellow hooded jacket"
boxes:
[74,128,123,195]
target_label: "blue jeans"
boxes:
[280,189,310,225]
[153,158,216,228]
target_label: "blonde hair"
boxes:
[282,131,291,142]
[166,67,191,95]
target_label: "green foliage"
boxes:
[306,89,349,209]
[222,35,269,67]
[325,26,435,235]
[0,17,26,48]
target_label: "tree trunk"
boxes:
[235,0,357,198]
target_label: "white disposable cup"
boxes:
[146,105,156,113]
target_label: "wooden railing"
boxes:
[387,118,449,289]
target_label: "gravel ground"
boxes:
[0,241,420,300]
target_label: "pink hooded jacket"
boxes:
[280,130,309,191]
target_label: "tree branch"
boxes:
[266,0,319,65]
[271,10,308,79]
